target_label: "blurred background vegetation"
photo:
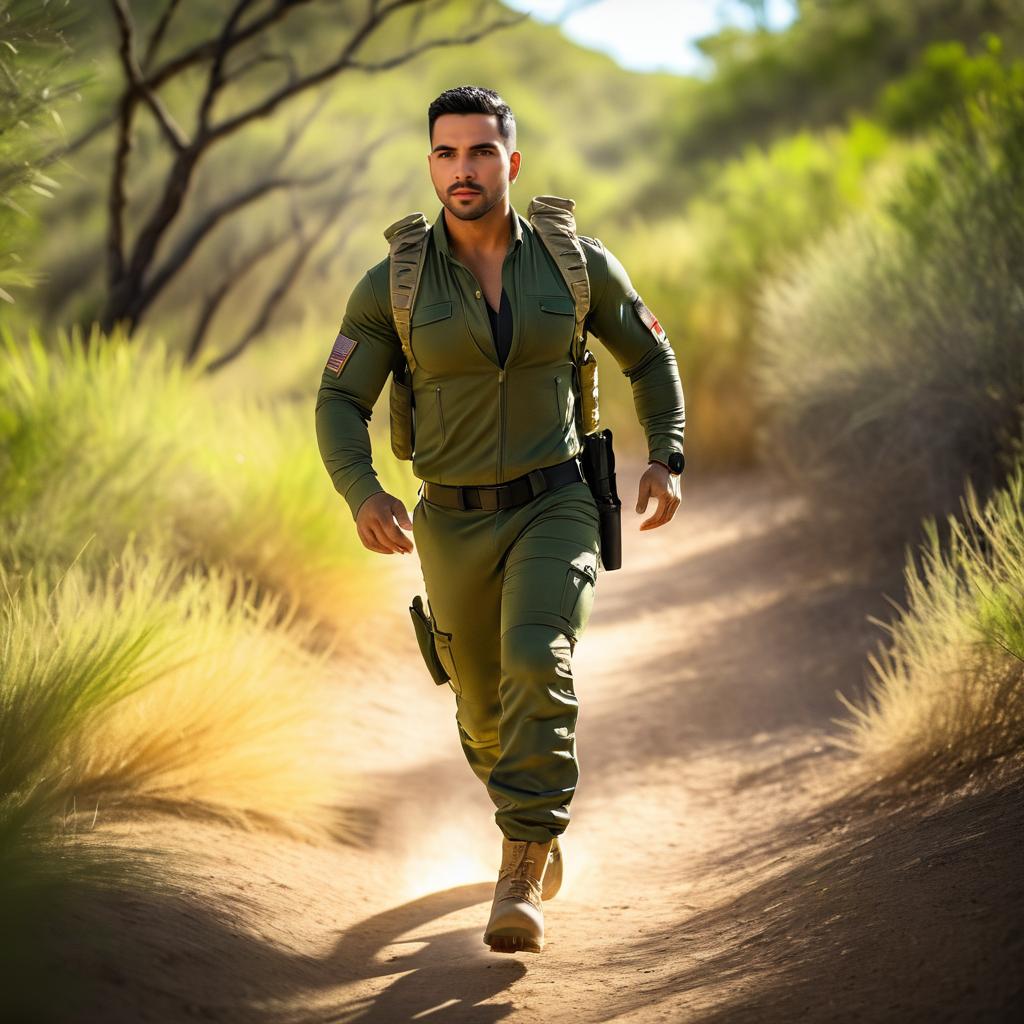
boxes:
[2,0,1024,1012]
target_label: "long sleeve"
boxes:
[581,238,686,467]
[314,260,405,522]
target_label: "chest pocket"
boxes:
[538,295,574,316]
[410,300,455,373]
[531,293,576,361]
[413,300,453,327]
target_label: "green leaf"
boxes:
[0,287,15,304]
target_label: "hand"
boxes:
[636,461,681,530]
[355,491,414,554]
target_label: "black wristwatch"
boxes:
[651,452,685,475]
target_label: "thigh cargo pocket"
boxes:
[561,561,596,621]
[560,560,597,639]
[431,617,462,696]
[503,554,598,644]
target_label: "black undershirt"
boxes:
[486,289,513,368]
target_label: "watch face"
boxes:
[668,452,685,474]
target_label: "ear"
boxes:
[509,149,522,183]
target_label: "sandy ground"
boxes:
[52,465,1023,1023]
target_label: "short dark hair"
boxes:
[428,85,516,152]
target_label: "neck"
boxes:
[443,198,512,259]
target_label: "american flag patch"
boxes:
[325,331,358,376]
[633,296,667,344]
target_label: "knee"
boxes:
[456,696,500,749]
[501,623,575,688]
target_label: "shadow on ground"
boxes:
[608,772,1024,1023]
[51,879,521,1023]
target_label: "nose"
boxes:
[452,157,475,183]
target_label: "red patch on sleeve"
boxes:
[633,296,668,344]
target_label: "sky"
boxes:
[503,0,797,77]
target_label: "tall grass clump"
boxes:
[0,324,394,627]
[834,457,1024,783]
[756,59,1024,543]
[1,541,337,838]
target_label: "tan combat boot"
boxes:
[483,836,552,953]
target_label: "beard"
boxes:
[443,184,506,221]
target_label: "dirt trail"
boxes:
[61,466,1023,1023]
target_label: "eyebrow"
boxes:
[431,142,500,153]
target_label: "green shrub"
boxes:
[612,117,892,465]
[756,65,1024,540]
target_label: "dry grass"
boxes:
[1,539,340,839]
[833,462,1024,782]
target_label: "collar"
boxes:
[432,204,525,261]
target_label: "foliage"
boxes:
[0,324,405,621]
[834,460,1024,781]
[669,0,1022,178]
[755,60,1024,537]
[877,34,1009,132]
[610,115,894,465]
[0,0,84,303]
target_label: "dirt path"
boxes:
[59,466,1023,1023]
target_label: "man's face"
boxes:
[428,112,521,222]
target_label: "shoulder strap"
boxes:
[526,195,591,364]
[383,211,430,374]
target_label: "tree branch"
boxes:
[197,0,261,133]
[132,92,338,324]
[135,166,334,322]
[110,0,188,151]
[204,0,428,143]
[346,11,529,73]
[141,0,184,71]
[147,0,316,91]
[203,187,361,374]
[185,230,283,365]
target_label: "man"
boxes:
[315,86,685,954]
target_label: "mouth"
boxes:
[452,189,480,198]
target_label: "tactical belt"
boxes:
[422,456,584,511]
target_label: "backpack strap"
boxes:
[383,211,431,374]
[526,195,591,365]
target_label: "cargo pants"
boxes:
[412,474,601,844]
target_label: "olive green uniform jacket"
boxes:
[315,205,686,521]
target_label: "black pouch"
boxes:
[408,594,450,686]
[580,427,622,571]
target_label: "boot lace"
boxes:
[498,852,541,904]
[502,876,539,903]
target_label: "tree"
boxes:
[75,0,525,368]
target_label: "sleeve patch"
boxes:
[633,296,667,344]
[325,331,359,376]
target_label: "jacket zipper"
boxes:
[435,384,445,443]
[497,368,505,483]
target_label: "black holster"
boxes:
[579,428,622,571]
[408,595,450,686]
